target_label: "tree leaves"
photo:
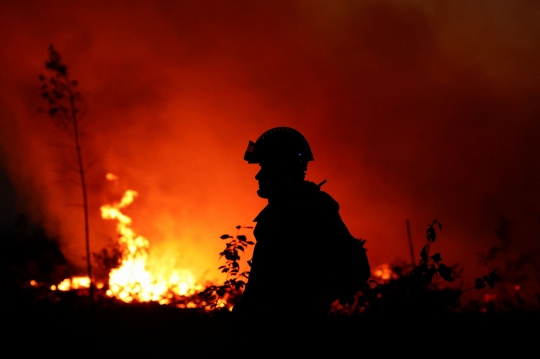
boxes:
[426,265,438,284]
[414,220,454,282]
[52,89,64,99]
[234,280,246,290]
[426,219,442,242]
[45,44,68,76]
[199,226,255,310]
[420,245,429,263]
[485,269,500,288]
[437,263,455,282]
[203,219,502,314]
[426,227,436,243]
[474,277,487,290]
[48,108,58,117]
[475,269,500,289]
[39,44,85,134]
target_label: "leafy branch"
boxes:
[339,219,501,313]
[410,219,455,283]
[199,226,254,310]
[464,269,501,292]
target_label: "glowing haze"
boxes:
[0,1,539,293]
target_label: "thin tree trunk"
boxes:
[70,94,93,302]
[406,219,415,267]
[41,46,94,303]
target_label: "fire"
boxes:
[47,176,203,305]
[106,173,118,181]
[372,263,398,281]
[101,184,202,304]
[53,276,91,291]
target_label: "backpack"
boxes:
[335,236,371,306]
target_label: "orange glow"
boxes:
[54,276,91,291]
[29,280,38,287]
[51,181,204,304]
[106,173,118,181]
[100,184,203,304]
[372,263,397,281]
[1,1,540,305]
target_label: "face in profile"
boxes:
[255,161,306,199]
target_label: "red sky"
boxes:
[1,1,539,299]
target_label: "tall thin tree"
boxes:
[39,45,93,297]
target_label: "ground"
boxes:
[1,297,535,356]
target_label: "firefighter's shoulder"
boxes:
[301,180,339,213]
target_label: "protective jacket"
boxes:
[233,180,370,320]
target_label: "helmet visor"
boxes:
[243,140,257,163]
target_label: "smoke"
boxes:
[1,0,539,290]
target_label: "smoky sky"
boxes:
[1,0,539,289]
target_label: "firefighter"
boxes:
[233,127,370,323]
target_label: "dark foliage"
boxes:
[92,241,123,283]
[477,215,540,310]
[199,226,254,310]
[39,45,85,132]
[3,296,536,355]
[334,219,500,314]
[0,215,71,290]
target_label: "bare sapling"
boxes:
[39,45,94,300]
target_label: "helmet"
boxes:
[244,127,314,166]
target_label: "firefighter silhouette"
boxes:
[233,127,370,321]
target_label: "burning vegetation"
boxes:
[100,184,202,304]
[47,175,207,308]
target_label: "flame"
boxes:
[101,185,202,304]
[106,173,118,181]
[53,276,91,291]
[372,263,398,281]
[48,177,203,305]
